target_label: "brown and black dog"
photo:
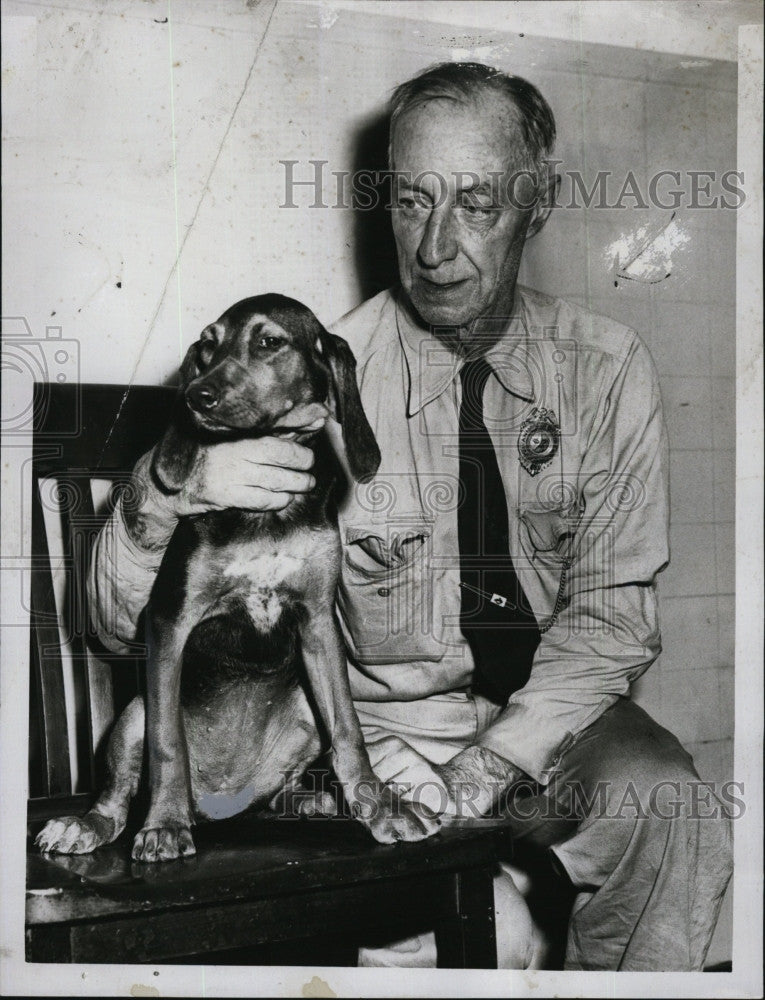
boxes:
[37,294,439,862]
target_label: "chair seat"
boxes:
[27,816,510,965]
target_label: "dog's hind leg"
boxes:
[36,696,145,855]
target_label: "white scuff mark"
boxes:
[680,59,712,68]
[450,46,497,60]
[605,213,690,284]
[317,7,338,29]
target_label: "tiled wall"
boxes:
[502,41,737,965]
[3,0,736,963]
[510,50,737,807]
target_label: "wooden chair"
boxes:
[26,381,510,967]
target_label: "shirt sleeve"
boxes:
[87,450,176,654]
[477,334,670,784]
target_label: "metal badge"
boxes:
[518,407,560,476]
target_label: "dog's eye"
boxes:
[257,335,284,350]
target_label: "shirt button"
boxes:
[377,587,390,597]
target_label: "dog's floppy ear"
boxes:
[151,321,226,492]
[317,329,381,482]
[151,397,199,494]
[150,339,206,493]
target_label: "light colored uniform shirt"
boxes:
[89,284,669,786]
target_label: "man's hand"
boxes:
[366,735,522,820]
[170,436,316,517]
[123,437,316,551]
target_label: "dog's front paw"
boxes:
[132,823,196,863]
[356,785,441,844]
[36,813,117,855]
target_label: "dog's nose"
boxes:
[188,384,219,412]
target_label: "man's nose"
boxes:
[187,383,219,412]
[417,205,458,269]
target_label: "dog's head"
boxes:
[152,293,381,492]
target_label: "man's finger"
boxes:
[220,488,294,512]
[236,466,316,495]
[238,436,315,471]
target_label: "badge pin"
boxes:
[518,407,560,476]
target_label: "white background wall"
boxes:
[3,0,759,968]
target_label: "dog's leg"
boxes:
[131,604,199,862]
[299,607,441,844]
[36,695,144,854]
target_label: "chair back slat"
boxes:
[30,478,72,797]
[84,653,116,787]
[29,382,176,815]
[60,478,115,786]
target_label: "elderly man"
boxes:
[90,63,732,970]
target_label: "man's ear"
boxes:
[151,396,199,494]
[526,169,561,239]
[317,329,381,482]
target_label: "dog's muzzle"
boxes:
[187,383,219,413]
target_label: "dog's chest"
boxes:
[193,532,312,629]
[226,550,301,629]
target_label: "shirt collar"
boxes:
[395,287,536,416]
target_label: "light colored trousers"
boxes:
[355,693,733,971]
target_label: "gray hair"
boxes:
[388,62,556,185]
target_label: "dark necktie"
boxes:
[458,357,541,705]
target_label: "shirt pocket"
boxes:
[517,492,584,567]
[517,498,583,631]
[337,519,446,666]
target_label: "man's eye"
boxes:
[257,335,283,350]
[460,201,494,218]
[396,194,428,212]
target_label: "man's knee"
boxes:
[602,746,698,820]
[603,737,734,839]
[554,706,733,889]
[564,701,712,823]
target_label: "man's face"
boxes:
[391,94,538,331]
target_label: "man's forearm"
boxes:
[88,448,177,653]
[121,451,180,552]
[436,745,524,816]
